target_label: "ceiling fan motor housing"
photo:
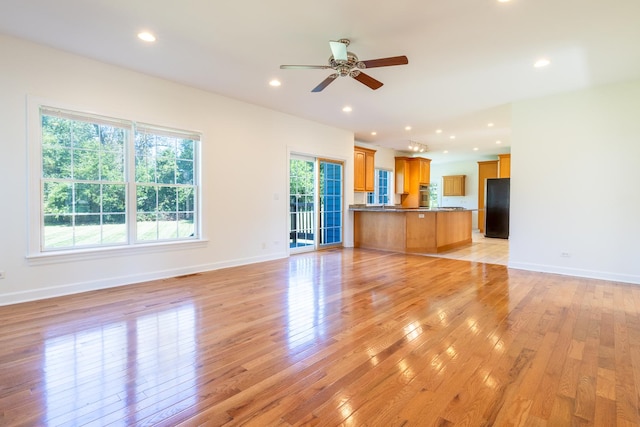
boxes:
[329,52,366,77]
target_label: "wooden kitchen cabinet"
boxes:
[353,209,472,253]
[498,154,511,178]
[354,146,376,192]
[394,157,410,194]
[418,158,431,184]
[395,157,431,208]
[442,175,466,196]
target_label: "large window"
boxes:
[38,106,199,252]
[134,126,197,242]
[367,169,392,205]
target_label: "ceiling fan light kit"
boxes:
[280,38,408,92]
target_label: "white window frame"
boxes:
[26,98,205,263]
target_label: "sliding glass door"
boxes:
[318,161,342,246]
[289,155,343,252]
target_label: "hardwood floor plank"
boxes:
[574,374,597,422]
[531,336,571,419]
[613,304,640,425]
[594,395,617,426]
[547,395,576,426]
[596,367,616,400]
[0,249,639,426]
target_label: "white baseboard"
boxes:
[0,252,288,306]
[508,261,640,285]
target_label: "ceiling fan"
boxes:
[280,39,408,92]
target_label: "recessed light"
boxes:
[444,150,449,154]
[498,0,511,3]
[436,129,443,134]
[450,135,456,139]
[405,126,412,131]
[487,123,494,127]
[496,140,502,144]
[137,32,156,42]
[342,106,352,113]
[269,79,281,87]
[534,58,551,68]
[473,147,479,151]
[371,131,377,136]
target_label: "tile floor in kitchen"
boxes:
[427,230,509,265]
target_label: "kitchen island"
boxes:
[351,206,472,254]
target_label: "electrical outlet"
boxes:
[0,271,5,279]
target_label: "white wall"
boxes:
[510,79,640,284]
[430,158,495,229]
[0,35,355,305]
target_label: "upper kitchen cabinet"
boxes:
[443,175,466,196]
[394,157,410,194]
[498,154,511,178]
[354,146,376,192]
[418,158,430,184]
[395,157,431,208]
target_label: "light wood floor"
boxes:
[1,249,638,426]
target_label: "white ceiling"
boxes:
[2,0,640,163]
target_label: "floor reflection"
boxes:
[286,256,335,351]
[44,304,196,425]
[134,304,197,423]
[44,321,128,424]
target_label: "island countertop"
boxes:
[349,205,475,212]
[352,206,472,254]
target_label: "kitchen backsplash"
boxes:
[440,195,475,208]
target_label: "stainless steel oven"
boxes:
[419,185,430,207]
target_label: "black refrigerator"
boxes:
[485,178,510,239]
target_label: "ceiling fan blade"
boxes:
[312,74,338,92]
[280,65,332,70]
[360,55,409,68]
[329,41,348,62]
[352,72,383,90]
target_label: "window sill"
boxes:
[26,239,209,266]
